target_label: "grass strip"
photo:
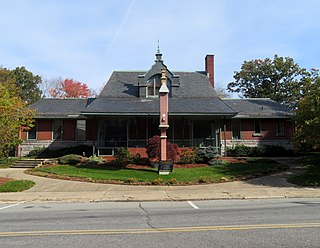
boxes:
[0,180,35,192]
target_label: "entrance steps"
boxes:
[10,159,45,168]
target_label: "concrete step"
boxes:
[10,159,44,168]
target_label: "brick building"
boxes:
[20,52,294,157]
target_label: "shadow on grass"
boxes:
[77,163,158,174]
[244,157,314,188]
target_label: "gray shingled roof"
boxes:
[223,99,293,118]
[82,97,236,116]
[99,71,216,98]
[88,66,233,115]
[29,98,94,118]
[99,71,141,98]
[28,54,292,119]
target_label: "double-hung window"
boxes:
[254,120,262,135]
[232,120,241,139]
[27,122,37,140]
[276,120,285,136]
[76,120,86,140]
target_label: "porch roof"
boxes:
[223,98,293,118]
[82,97,237,116]
[28,98,95,118]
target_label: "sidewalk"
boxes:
[0,158,319,203]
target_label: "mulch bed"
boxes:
[126,163,208,169]
[37,158,247,170]
[0,177,13,186]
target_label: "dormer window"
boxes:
[146,75,161,97]
[137,52,177,98]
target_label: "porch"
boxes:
[97,116,223,156]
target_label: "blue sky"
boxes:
[1,0,319,93]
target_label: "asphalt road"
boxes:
[1,198,320,248]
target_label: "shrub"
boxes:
[146,135,179,161]
[178,149,196,164]
[264,145,295,157]
[132,153,150,166]
[88,154,102,164]
[195,146,220,164]
[227,145,253,157]
[0,157,18,168]
[168,178,178,185]
[227,145,295,157]
[113,147,133,166]
[126,177,137,184]
[58,154,82,165]
[26,147,48,158]
[152,178,163,185]
[209,159,227,166]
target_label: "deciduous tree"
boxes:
[227,55,306,109]
[214,86,231,98]
[0,68,35,158]
[12,67,42,104]
[294,70,320,149]
[49,79,91,98]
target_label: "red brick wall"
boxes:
[38,120,52,140]
[21,129,27,140]
[63,120,76,140]
[222,119,294,141]
[21,118,101,142]
[205,55,214,88]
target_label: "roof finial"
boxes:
[155,38,163,62]
[157,38,160,54]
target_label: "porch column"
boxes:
[224,117,227,157]
[159,68,169,161]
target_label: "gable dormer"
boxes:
[138,51,179,98]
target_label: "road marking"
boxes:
[187,201,199,209]
[0,223,319,237]
[0,202,26,211]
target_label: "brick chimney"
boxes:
[205,55,214,88]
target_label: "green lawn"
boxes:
[289,156,320,187]
[31,159,288,185]
[0,180,35,192]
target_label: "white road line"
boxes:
[187,201,199,209]
[0,201,26,211]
